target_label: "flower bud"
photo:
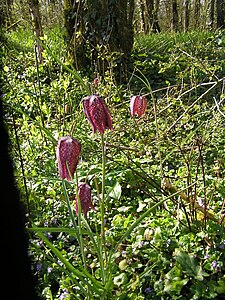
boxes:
[93,78,99,86]
[75,182,96,218]
[130,95,147,117]
[56,136,81,182]
[82,94,113,134]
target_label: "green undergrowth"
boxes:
[2,27,225,299]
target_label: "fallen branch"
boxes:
[162,179,218,223]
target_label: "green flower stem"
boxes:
[62,178,90,299]
[77,197,87,268]
[93,176,107,285]
[62,180,79,240]
[144,75,166,209]
[132,68,164,186]
[100,133,107,283]
[74,171,91,295]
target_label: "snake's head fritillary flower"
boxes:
[56,136,81,182]
[130,95,147,117]
[82,94,113,134]
[75,182,96,218]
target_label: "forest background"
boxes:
[1,0,225,299]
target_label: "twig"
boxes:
[167,78,225,132]
[105,142,139,152]
[214,96,225,118]
[6,19,23,31]
[178,48,219,81]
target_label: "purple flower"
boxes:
[138,241,144,248]
[219,240,225,249]
[130,95,147,117]
[75,182,96,218]
[212,260,217,269]
[45,232,53,239]
[82,94,113,134]
[36,240,43,247]
[36,262,42,272]
[144,287,151,294]
[167,238,171,245]
[57,260,63,266]
[56,136,81,182]
[51,217,57,224]
[47,267,53,273]
[59,289,69,300]
[204,253,209,259]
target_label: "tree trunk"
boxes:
[64,0,134,81]
[154,0,161,32]
[193,0,201,28]
[145,0,160,33]
[28,0,43,63]
[0,1,6,26]
[140,0,148,33]
[109,0,134,55]
[87,0,134,56]
[206,0,215,30]
[63,0,86,69]
[171,0,179,31]
[0,3,4,27]
[0,0,13,27]
[216,0,225,29]
[183,0,189,32]
[105,0,135,81]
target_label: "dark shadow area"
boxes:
[0,29,38,300]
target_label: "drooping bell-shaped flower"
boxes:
[130,95,147,117]
[82,94,113,134]
[75,182,96,218]
[56,136,81,182]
